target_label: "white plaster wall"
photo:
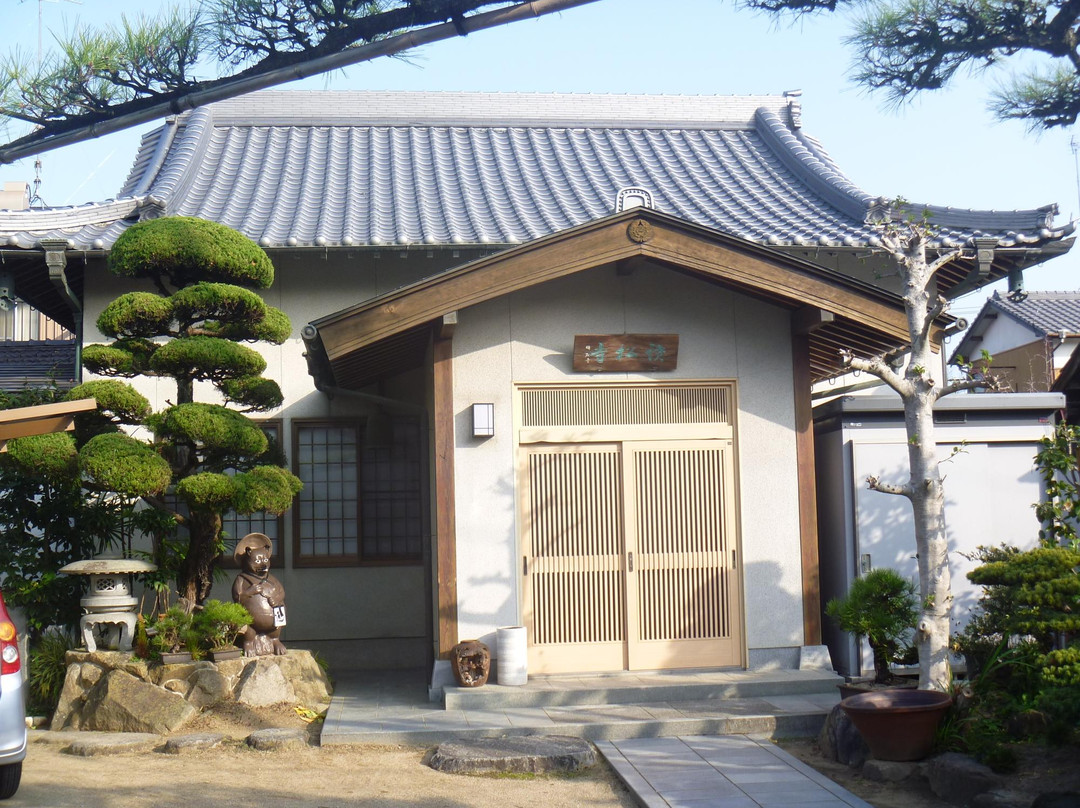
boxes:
[848,421,1051,677]
[450,262,804,654]
[975,317,1039,357]
[81,253,435,664]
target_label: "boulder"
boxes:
[234,659,297,707]
[80,669,196,734]
[818,702,869,767]
[927,753,1001,805]
[269,651,333,706]
[52,664,87,730]
[187,668,232,708]
[862,759,918,783]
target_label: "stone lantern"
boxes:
[58,558,157,652]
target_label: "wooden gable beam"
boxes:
[310,211,914,370]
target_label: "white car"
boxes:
[0,594,25,800]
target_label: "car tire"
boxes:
[0,761,21,799]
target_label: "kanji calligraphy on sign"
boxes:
[573,334,679,372]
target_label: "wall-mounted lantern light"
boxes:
[472,403,494,438]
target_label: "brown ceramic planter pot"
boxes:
[209,648,243,662]
[841,688,952,761]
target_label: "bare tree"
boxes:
[841,202,994,690]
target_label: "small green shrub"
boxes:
[825,568,918,683]
[192,599,252,651]
[27,630,74,713]
[150,606,194,656]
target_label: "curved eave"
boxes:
[304,208,926,388]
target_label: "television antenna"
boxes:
[23,0,82,208]
[35,0,83,65]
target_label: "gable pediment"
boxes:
[303,209,925,388]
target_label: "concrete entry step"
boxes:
[443,667,842,711]
[319,669,842,747]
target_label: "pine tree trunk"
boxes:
[177,510,221,604]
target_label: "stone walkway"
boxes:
[597,734,874,808]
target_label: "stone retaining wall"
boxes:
[53,649,332,734]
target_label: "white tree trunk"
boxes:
[847,221,958,692]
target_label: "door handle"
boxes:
[628,552,634,573]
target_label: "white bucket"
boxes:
[496,625,528,686]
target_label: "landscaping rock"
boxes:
[80,670,196,734]
[64,732,161,757]
[862,759,918,783]
[1007,710,1050,739]
[427,736,596,774]
[973,789,1034,808]
[163,733,228,754]
[927,752,1000,805]
[1032,794,1080,808]
[234,659,297,707]
[246,727,309,751]
[51,665,87,731]
[187,668,232,708]
[818,702,868,767]
[273,650,333,706]
[51,649,328,732]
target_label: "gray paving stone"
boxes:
[162,732,228,754]
[64,732,161,756]
[426,735,596,774]
[246,727,310,751]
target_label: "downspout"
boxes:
[40,238,82,384]
[946,237,998,299]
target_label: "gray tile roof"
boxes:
[0,91,1072,253]
[949,291,1080,363]
[988,290,1080,335]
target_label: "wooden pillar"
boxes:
[792,308,829,646]
[433,335,458,658]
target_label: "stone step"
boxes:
[318,706,829,747]
[443,669,841,711]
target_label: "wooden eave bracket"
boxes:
[792,307,835,336]
[440,311,458,340]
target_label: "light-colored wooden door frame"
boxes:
[514,380,748,674]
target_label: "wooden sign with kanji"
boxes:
[573,334,679,372]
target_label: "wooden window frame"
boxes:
[291,417,424,569]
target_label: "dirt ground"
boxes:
[12,704,1079,808]
[12,704,637,808]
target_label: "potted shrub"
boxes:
[826,567,918,689]
[193,599,252,661]
[150,605,195,663]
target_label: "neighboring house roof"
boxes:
[0,340,77,392]
[950,291,1080,363]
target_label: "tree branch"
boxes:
[841,349,911,395]
[867,474,913,498]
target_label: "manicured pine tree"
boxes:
[27,216,301,603]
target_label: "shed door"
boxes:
[521,437,741,673]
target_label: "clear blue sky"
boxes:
[5,0,1079,323]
